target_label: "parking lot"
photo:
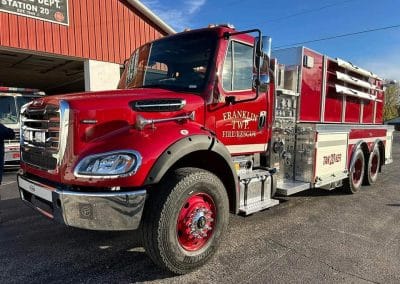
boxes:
[1,133,399,283]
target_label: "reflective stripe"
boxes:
[317,140,348,148]
[226,144,266,154]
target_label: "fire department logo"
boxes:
[54,12,65,22]
[221,110,259,138]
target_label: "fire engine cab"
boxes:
[0,87,44,167]
[17,25,394,274]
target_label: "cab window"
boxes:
[222,41,253,91]
[0,96,17,124]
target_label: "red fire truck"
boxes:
[18,25,394,274]
[0,87,45,167]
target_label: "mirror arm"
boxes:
[226,81,261,105]
[225,96,236,105]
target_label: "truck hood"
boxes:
[50,88,204,109]
[45,87,206,140]
[23,88,207,184]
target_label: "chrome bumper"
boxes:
[18,175,146,231]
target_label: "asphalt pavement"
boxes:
[1,133,400,283]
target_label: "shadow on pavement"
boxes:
[0,198,175,283]
[287,187,348,197]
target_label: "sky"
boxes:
[141,0,400,80]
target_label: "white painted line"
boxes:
[226,143,267,154]
[0,181,16,187]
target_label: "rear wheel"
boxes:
[343,148,365,194]
[141,167,229,275]
[365,146,380,185]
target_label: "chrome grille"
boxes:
[21,104,60,170]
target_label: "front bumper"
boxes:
[18,175,146,231]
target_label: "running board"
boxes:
[238,169,280,215]
[239,199,279,215]
[277,181,310,196]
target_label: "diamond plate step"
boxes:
[239,199,279,215]
[277,180,310,196]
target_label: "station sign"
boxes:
[0,0,69,25]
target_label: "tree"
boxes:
[383,82,400,121]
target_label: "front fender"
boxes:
[144,135,239,212]
[145,135,236,184]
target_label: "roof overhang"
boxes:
[126,0,176,35]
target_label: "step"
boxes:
[277,180,310,196]
[239,199,279,215]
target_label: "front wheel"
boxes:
[141,167,229,275]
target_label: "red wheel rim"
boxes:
[353,158,363,184]
[371,154,379,176]
[176,193,216,251]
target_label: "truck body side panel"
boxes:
[272,47,385,125]
[324,59,343,123]
[293,124,393,189]
[376,100,384,124]
[324,87,343,122]
[314,132,348,187]
[299,48,323,122]
[345,97,361,123]
[362,100,374,124]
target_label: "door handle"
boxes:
[258,111,267,130]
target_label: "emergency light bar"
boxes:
[0,86,45,95]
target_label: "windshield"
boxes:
[0,95,41,124]
[0,96,18,124]
[125,31,217,93]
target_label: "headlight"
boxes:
[74,150,142,178]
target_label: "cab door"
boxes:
[207,38,269,155]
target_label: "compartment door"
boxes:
[315,132,349,187]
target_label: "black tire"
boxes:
[365,146,380,185]
[343,148,365,194]
[141,167,229,275]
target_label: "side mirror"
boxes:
[255,36,272,69]
[259,74,269,92]
[254,36,272,88]
[259,36,272,58]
